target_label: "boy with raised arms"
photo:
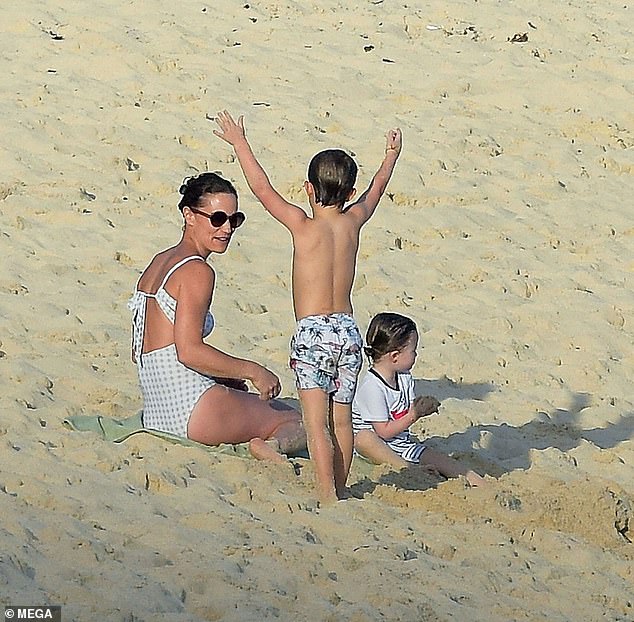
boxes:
[215,111,402,503]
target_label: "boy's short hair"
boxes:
[308,149,357,208]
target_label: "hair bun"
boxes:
[179,175,195,195]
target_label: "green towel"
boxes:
[63,412,252,458]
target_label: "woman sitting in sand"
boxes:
[352,312,486,486]
[128,172,306,461]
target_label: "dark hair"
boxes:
[307,149,357,208]
[364,313,417,362]
[178,172,237,211]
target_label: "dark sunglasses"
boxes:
[189,207,246,229]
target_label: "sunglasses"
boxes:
[189,207,246,229]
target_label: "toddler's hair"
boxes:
[364,312,417,362]
[178,172,237,210]
[307,149,357,208]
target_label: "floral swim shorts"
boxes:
[290,313,363,403]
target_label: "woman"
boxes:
[128,172,306,461]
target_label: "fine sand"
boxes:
[1,1,633,620]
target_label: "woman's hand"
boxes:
[250,365,282,401]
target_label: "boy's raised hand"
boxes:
[213,110,246,146]
[385,128,402,156]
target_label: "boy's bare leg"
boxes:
[331,401,354,498]
[354,429,409,469]
[299,388,338,504]
[420,448,486,487]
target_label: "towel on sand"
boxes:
[63,412,252,458]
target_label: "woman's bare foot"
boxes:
[248,438,287,463]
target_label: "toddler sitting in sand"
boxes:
[352,312,486,487]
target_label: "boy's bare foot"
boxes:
[248,438,287,464]
[318,491,339,506]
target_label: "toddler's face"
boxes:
[394,331,418,373]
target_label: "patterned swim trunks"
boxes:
[290,313,363,403]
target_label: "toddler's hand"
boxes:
[412,395,440,419]
[213,110,246,145]
[385,128,402,155]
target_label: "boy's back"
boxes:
[289,206,362,319]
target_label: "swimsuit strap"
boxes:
[130,256,205,365]
[158,255,205,291]
[128,291,148,367]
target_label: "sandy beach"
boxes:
[1,1,633,620]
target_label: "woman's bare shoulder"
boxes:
[166,256,215,296]
[138,248,213,291]
[175,255,214,277]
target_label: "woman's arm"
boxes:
[172,261,280,398]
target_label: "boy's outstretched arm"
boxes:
[348,128,402,223]
[213,111,306,230]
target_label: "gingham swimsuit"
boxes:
[128,256,216,438]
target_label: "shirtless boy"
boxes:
[214,111,402,503]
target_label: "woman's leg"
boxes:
[187,385,306,460]
[265,399,309,456]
